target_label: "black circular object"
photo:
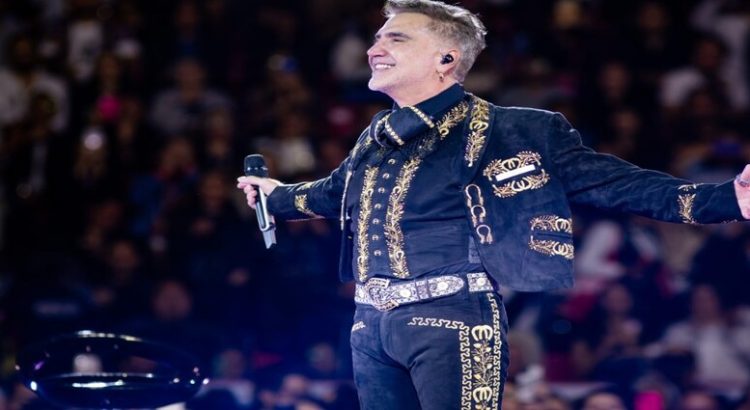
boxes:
[16,331,207,409]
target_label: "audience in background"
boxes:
[0,0,749,409]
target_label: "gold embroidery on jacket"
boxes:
[530,215,573,234]
[529,238,574,259]
[677,184,699,224]
[343,131,375,230]
[356,167,379,281]
[352,135,373,160]
[678,193,697,224]
[466,97,490,167]
[476,225,494,245]
[437,101,470,138]
[483,151,549,198]
[351,321,366,333]
[294,194,320,218]
[380,104,468,278]
[385,158,421,278]
[414,101,467,156]
[465,184,493,244]
[529,215,574,258]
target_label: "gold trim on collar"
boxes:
[406,106,435,128]
[383,118,405,146]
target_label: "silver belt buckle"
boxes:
[364,278,399,312]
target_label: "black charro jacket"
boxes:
[266,96,745,291]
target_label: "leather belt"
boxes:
[354,272,493,312]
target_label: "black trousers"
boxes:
[350,287,509,410]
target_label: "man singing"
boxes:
[238,0,750,408]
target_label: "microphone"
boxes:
[244,154,276,249]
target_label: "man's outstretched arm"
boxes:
[548,113,749,224]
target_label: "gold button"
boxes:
[374,204,383,210]
[377,187,386,194]
[371,234,380,240]
[388,159,396,165]
[373,218,381,225]
[382,173,391,179]
[374,250,382,256]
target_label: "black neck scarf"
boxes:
[368,84,466,149]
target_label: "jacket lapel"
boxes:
[461,95,496,183]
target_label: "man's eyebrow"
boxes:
[374,31,412,41]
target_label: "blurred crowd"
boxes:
[0,0,749,409]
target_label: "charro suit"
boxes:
[266,86,744,409]
[267,94,742,290]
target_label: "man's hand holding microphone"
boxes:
[237,154,282,248]
[236,176,281,210]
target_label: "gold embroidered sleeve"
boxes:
[294,194,321,219]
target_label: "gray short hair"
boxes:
[383,0,486,82]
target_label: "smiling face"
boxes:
[367,12,455,106]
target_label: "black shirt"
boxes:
[349,84,483,282]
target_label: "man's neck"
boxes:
[390,80,459,107]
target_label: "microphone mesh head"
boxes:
[244,154,268,177]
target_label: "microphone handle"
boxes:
[255,188,273,231]
[253,185,276,248]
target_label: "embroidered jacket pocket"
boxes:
[528,215,574,260]
[482,151,549,198]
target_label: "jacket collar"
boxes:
[370,84,466,148]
